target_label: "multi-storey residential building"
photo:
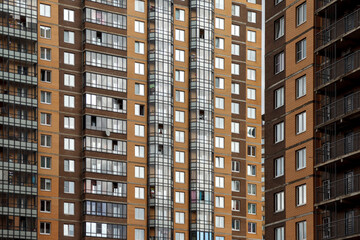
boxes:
[0,0,263,239]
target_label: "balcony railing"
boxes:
[316,0,335,12]
[315,132,360,165]
[316,8,360,49]
[316,174,360,203]
[316,50,360,89]
[316,91,360,126]
[316,215,360,240]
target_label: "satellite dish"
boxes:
[105,129,111,136]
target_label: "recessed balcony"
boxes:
[316,215,360,240]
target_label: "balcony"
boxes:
[316,215,360,240]
[316,8,360,51]
[0,227,36,240]
[316,91,360,127]
[316,174,360,204]
[316,0,334,12]
[316,50,360,90]
[315,132,360,166]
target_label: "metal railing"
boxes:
[316,174,360,203]
[316,215,360,239]
[316,50,360,89]
[316,91,360,126]
[315,132,360,165]
[316,8,360,49]
[316,0,335,12]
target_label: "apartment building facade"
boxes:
[265,0,360,240]
[0,0,263,239]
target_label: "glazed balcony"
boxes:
[316,215,360,240]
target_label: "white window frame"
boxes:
[275,87,284,109]
[63,9,74,22]
[296,184,307,206]
[296,111,306,134]
[275,122,284,143]
[275,191,284,212]
[275,157,284,177]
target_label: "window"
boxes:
[175,90,185,103]
[247,107,256,119]
[40,200,51,212]
[232,161,240,172]
[232,103,240,114]
[64,95,75,108]
[40,26,51,38]
[231,63,240,75]
[232,219,240,231]
[175,192,185,203]
[175,111,185,123]
[64,52,75,65]
[64,74,75,87]
[275,52,285,74]
[40,4,51,17]
[296,148,306,170]
[215,37,224,49]
[40,156,51,169]
[40,47,51,61]
[135,0,144,12]
[64,31,74,44]
[215,137,224,148]
[247,88,256,100]
[247,165,256,176]
[40,134,51,147]
[135,166,145,178]
[175,9,185,21]
[275,17,285,39]
[135,229,145,240]
[275,191,284,212]
[40,113,51,126]
[135,208,145,220]
[40,222,51,234]
[275,87,284,109]
[215,18,224,29]
[135,62,145,75]
[247,49,256,61]
[215,97,224,109]
[297,221,307,240]
[135,145,145,158]
[232,83,240,94]
[232,5,240,16]
[296,112,306,134]
[231,44,240,56]
[297,184,307,206]
[41,91,51,104]
[175,131,185,143]
[275,157,284,177]
[296,75,306,98]
[64,138,74,151]
[247,30,256,42]
[248,183,256,195]
[175,29,185,41]
[215,57,224,69]
[64,160,75,172]
[41,69,51,83]
[215,0,224,9]
[296,38,307,62]
[176,233,185,240]
[135,20,145,33]
[275,122,284,143]
[232,141,240,153]
[232,200,240,211]
[275,227,285,240]
[248,222,256,234]
[297,2,307,26]
[135,104,145,116]
[215,157,224,168]
[231,24,240,36]
[135,187,145,199]
[232,122,240,134]
[215,77,224,89]
[64,181,75,194]
[135,42,145,54]
[247,69,256,81]
[248,203,256,214]
[232,180,240,192]
[175,70,185,82]
[248,145,256,157]
[215,177,224,188]
[175,212,185,224]
[63,224,74,237]
[215,216,225,228]
[40,178,51,191]
[64,202,74,215]
[176,171,185,183]
[176,151,185,163]
[215,117,224,129]
[247,126,256,137]
[248,11,256,23]
[175,49,185,62]
[135,125,145,137]
[64,117,75,129]
[64,9,74,22]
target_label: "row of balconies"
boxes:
[316,214,360,240]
